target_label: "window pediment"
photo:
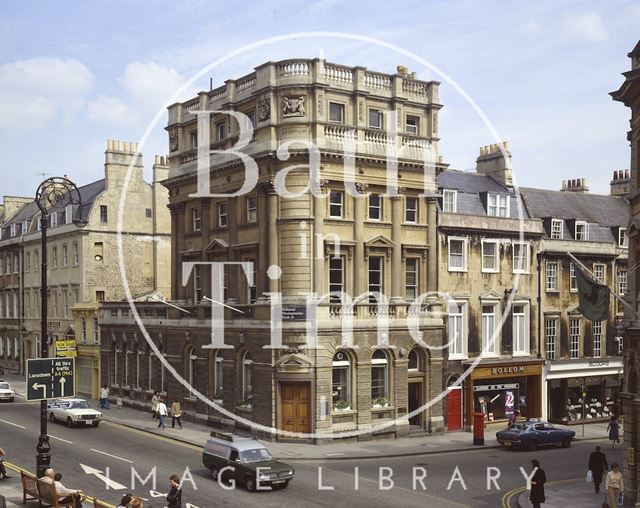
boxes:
[205,238,229,252]
[365,235,394,259]
[479,289,502,301]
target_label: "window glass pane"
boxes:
[329,103,344,123]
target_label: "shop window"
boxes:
[405,258,418,300]
[371,349,389,403]
[481,303,498,356]
[332,351,351,410]
[593,321,602,358]
[546,262,558,291]
[448,237,467,271]
[512,303,529,355]
[545,318,557,360]
[570,319,581,359]
[448,301,466,359]
[481,240,499,272]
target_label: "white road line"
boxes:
[90,448,133,463]
[49,435,73,444]
[0,418,26,429]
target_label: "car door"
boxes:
[229,449,243,485]
[534,423,550,444]
[544,423,559,444]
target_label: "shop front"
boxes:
[464,360,544,429]
[544,358,623,424]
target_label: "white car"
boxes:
[0,381,15,402]
[47,398,102,427]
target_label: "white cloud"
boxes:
[563,11,607,42]
[119,61,190,110]
[0,57,93,130]
[87,95,132,125]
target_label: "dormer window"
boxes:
[442,190,457,213]
[487,193,509,217]
[550,219,563,239]
[619,227,628,248]
[575,221,588,241]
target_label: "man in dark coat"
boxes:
[588,445,608,493]
[530,459,546,508]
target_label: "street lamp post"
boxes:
[34,177,84,478]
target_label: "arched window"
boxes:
[332,351,351,410]
[188,347,197,388]
[215,351,224,400]
[371,349,389,403]
[408,349,419,371]
[242,352,252,401]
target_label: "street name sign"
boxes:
[26,358,75,401]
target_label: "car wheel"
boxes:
[210,467,219,481]
[49,412,56,422]
[92,421,100,428]
[66,417,74,428]
[245,476,256,492]
[526,440,537,452]
[561,438,571,448]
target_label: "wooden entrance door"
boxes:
[408,381,423,426]
[447,387,463,431]
[281,382,311,433]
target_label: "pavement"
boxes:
[516,478,625,508]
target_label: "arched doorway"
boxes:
[407,348,427,428]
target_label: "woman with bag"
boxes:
[171,399,183,429]
[607,416,620,448]
[151,392,160,419]
[605,462,623,508]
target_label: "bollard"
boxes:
[473,412,485,445]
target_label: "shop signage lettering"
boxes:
[491,366,525,375]
[588,360,610,367]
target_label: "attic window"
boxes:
[442,190,457,213]
[575,221,588,241]
[619,227,628,248]
[550,219,563,239]
[487,193,509,217]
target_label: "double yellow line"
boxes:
[3,460,116,508]
[501,477,582,508]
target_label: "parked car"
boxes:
[47,398,103,427]
[496,419,575,451]
[0,381,15,402]
[202,431,295,491]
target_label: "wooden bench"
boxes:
[20,470,39,504]
[35,477,80,508]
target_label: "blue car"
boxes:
[496,419,575,451]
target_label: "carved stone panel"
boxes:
[282,96,306,117]
[169,130,179,152]
[257,97,270,121]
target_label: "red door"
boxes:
[447,387,462,431]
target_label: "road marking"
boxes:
[90,448,133,463]
[101,420,201,452]
[80,463,127,490]
[501,477,582,508]
[49,434,73,444]
[0,418,26,429]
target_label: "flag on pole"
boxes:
[574,263,610,321]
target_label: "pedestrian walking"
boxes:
[0,447,11,479]
[508,410,520,427]
[605,462,623,508]
[171,399,183,429]
[151,391,160,419]
[608,415,620,448]
[157,398,168,430]
[100,385,110,409]
[166,474,182,508]
[588,445,608,494]
[529,459,546,508]
[116,493,133,507]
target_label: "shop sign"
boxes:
[505,390,515,416]
[281,305,307,321]
[491,365,525,375]
[471,362,542,379]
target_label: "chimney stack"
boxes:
[560,178,589,193]
[475,141,513,187]
[610,169,631,197]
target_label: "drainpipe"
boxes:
[536,252,543,359]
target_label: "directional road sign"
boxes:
[26,358,75,401]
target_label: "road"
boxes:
[0,392,623,507]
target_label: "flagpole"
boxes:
[566,252,634,314]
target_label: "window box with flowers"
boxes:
[236,397,253,409]
[332,400,352,412]
[372,397,390,408]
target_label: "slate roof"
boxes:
[437,170,530,219]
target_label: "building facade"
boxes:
[100,59,447,440]
[0,141,171,399]
[437,144,545,431]
[612,40,640,504]
[521,178,627,425]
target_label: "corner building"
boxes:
[102,59,447,440]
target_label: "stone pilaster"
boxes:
[391,195,403,302]
[354,183,367,296]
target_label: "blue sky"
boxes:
[0,0,638,197]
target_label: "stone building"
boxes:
[437,144,545,431]
[520,178,628,425]
[100,59,447,440]
[612,39,640,504]
[0,140,171,400]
